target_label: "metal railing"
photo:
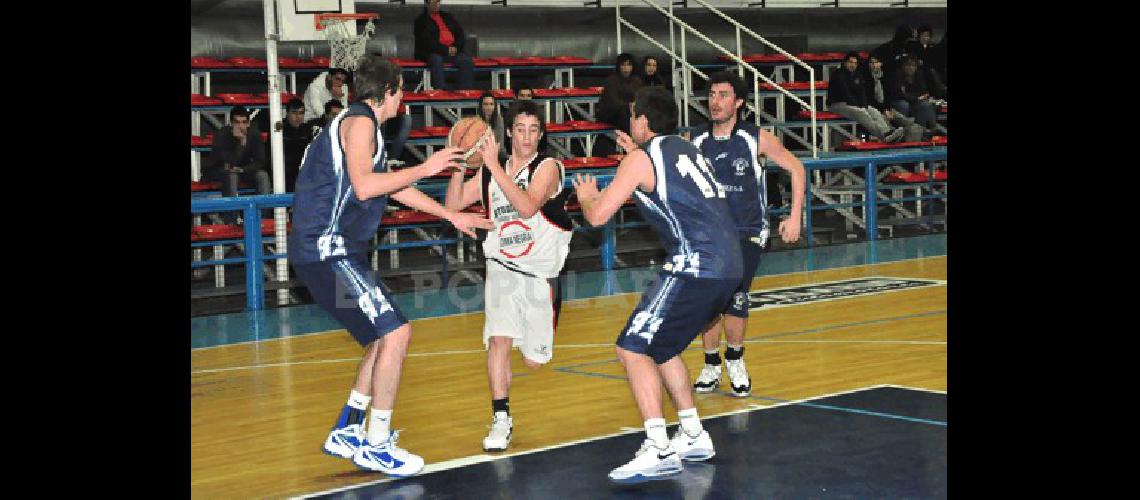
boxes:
[616,0,820,157]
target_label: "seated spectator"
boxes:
[907,25,947,97]
[871,25,915,79]
[478,91,506,149]
[414,0,475,90]
[307,99,345,132]
[597,53,642,133]
[302,69,349,121]
[888,55,943,133]
[203,106,271,221]
[515,84,534,101]
[827,52,904,143]
[865,54,924,142]
[281,99,314,192]
[640,55,671,90]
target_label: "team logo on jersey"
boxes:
[497,220,535,259]
[733,158,749,176]
[746,276,945,310]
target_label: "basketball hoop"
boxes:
[315,13,378,71]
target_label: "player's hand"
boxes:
[419,147,465,177]
[572,173,600,200]
[614,130,637,153]
[778,216,801,243]
[448,46,458,57]
[479,130,501,170]
[447,210,494,238]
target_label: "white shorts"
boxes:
[483,259,562,364]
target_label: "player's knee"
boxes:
[386,324,412,351]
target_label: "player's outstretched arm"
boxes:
[573,149,652,227]
[758,129,805,242]
[342,116,465,201]
[391,187,494,238]
[444,164,482,212]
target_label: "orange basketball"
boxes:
[448,116,490,168]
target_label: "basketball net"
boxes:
[322,17,375,71]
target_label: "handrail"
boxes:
[617,0,818,157]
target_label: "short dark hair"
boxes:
[707,70,748,102]
[615,52,636,73]
[844,51,861,63]
[917,25,933,36]
[515,83,533,96]
[353,56,402,105]
[230,106,250,120]
[507,99,545,132]
[632,86,677,135]
[329,68,349,79]
[324,99,344,115]
[285,98,305,112]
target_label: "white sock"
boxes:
[347,390,371,410]
[645,418,668,449]
[677,408,703,438]
[367,408,393,444]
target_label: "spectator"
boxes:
[888,55,941,133]
[931,31,947,86]
[597,53,643,133]
[865,54,924,142]
[414,0,475,90]
[204,106,271,221]
[303,69,350,121]
[826,52,904,143]
[281,99,314,192]
[907,25,947,97]
[640,55,671,90]
[478,91,506,149]
[515,84,534,101]
[870,25,915,78]
[307,99,345,133]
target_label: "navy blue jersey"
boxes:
[691,120,769,239]
[632,135,742,280]
[289,103,389,264]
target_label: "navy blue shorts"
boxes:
[292,254,408,346]
[616,273,738,364]
[724,236,765,318]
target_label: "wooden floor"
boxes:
[191,255,947,499]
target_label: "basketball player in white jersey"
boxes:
[444,100,574,452]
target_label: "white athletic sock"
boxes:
[367,408,393,444]
[677,408,703,438]
[347,390,371,410]
[645,418,669,449]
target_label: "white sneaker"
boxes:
[482,412,513,452]
[352,430,426,477]
[608,439,683,483]
[670,429,716,462]
[725,358,752,397]
[322,423,365,459]
[693,364,722,393]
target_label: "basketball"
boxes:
[448,116,491,168]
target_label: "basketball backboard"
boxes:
[276,0,358,42]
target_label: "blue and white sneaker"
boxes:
[352,430,426,477]
[323,423,365,459]
[608,439,683,484]
[670,429,716,461]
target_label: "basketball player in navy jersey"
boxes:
[573,86,743,482]
[444,100,573,452]
[288,56,493,476]
[689,71,805,397]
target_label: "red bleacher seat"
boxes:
[491,89,515,99]
[492,57,537,66]
[310,56,331,67]
[933,170,947,181]
[191,219,291,242]
[759,81,827,90]
[382,209,442,225]
[260,219,292,235]
[533,88,569,98]
[401,91,429,102]
[796,110,845,120]
[838,138,947,151]
[562,157,620,169]
[563,87,603,97]
[226,57,267,68]
[931,136,947,146]
[215,93,262,105]
[857,51,870,59]
[545,123,574,132]
[191,57,234,69]
[191,135,214,147]
[939,105,947,113]
[569,121,613,130]
[472,57,499,67]
[255,92,301,103]
[882,172,931,183]
[451,89,484,99]
[421,89,461,101]
[191,181,222,192]
[278,57,323,68]
[409,126,452,138]
[551,56,593,65]
[191,94,224,106]
[389,57,426,68]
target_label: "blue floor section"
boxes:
[310,387,946,499]
[192,233,946,349]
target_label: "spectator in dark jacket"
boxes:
[281,99,314,192]
[906,25,947,98]
[414,0,475,90]
[827,52,904,142]
[640,55,671,90]
[871,25,916,79]
[865,54,924,141]
[888,55,940,131]
[597,53,643,133]
[205,106,270,198]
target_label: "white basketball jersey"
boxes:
[481,153,573,279]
